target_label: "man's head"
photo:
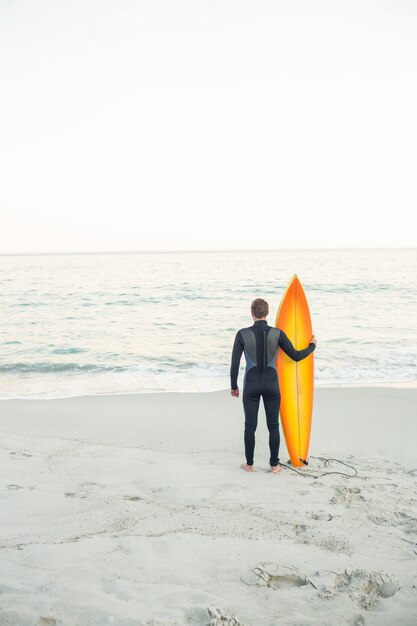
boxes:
[251,298,269,320]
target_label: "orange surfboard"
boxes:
[274,275,314,467]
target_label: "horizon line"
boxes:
[0,245,416,256]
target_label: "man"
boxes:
[230,298,317,474]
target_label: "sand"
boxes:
[0,386,416,626]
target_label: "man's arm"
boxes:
[278,329,316,362]
[230,330,244,390]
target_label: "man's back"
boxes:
[230,319,316,391]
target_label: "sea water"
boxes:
[1,248,416,398]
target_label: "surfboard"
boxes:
[274,274,314,468]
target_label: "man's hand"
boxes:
[231,388,239,397]
[310,335,318,346]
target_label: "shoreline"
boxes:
[1,378,417,402]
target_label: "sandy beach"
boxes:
[1,386,416,626]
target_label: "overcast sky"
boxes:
[1,0,416,253]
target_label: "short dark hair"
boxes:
[251,298,269,319]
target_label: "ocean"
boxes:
[1,248,416,399]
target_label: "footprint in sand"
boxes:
[80,481,103,488]
[123,495,143,501]
[64,492,87,499]
[292,523,351,554]
[344,615,364,626]
[333,569,400,610]
[37,618,57,626]
[10,451,33,458]
[207,607,245,625]
[64,481,105,499]
[241,563,311,590]
[369,510,417,535]
[311,511,333,521]
[330,486,364,506]
[7,484,24,490]
[395,511,417,535]
[293,523,308,538]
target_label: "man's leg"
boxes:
[262,394,281,467]
[242,393,260,467]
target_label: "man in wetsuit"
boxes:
[230,298,317,474]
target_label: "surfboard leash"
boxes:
[278,455,357,479]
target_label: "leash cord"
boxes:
[278,455,358,479]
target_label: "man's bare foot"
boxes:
[271,465,282,474]
[240,463,255,472]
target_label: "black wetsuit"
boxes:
[230,320,316,467]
